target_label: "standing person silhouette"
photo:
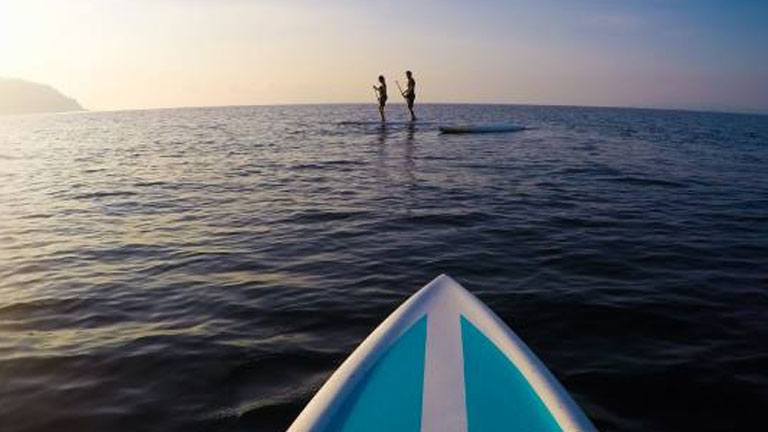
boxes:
[373,75,388,122]
[398,70,417,121]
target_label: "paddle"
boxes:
[395,80,406,98]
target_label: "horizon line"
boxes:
[20,101,768,118]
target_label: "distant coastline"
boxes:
[0,78,84,115]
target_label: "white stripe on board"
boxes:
[420,280,468,432]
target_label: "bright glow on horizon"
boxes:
[1,0,767,113]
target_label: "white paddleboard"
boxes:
[287,274,596,432]
[439,124,527,134]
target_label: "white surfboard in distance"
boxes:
[287,274,597,432]
[439,124,527,134]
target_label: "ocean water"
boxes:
[0,104,766,432]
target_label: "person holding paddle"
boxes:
[373,75,388,122]
[397,70,417,121]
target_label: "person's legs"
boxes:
[379,103,386,122]
[407,97,416,121]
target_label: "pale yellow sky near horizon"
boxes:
[2,0,766,113]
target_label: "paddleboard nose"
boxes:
[287,275,597,432]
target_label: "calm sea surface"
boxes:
[1,104,767,432]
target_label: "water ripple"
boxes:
[1,105,767,432]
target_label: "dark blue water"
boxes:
[1,104,766,432]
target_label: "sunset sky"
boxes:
[1,0,767,113]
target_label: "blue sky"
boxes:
[1,0,766,112]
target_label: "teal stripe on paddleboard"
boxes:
[461,316,563,432]
[324,316,427,432]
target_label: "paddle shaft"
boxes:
[396,80,406,98]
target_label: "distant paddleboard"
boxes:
[338,120,435,126]
[439,124,527,134]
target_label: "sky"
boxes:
[1,0,767,113]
